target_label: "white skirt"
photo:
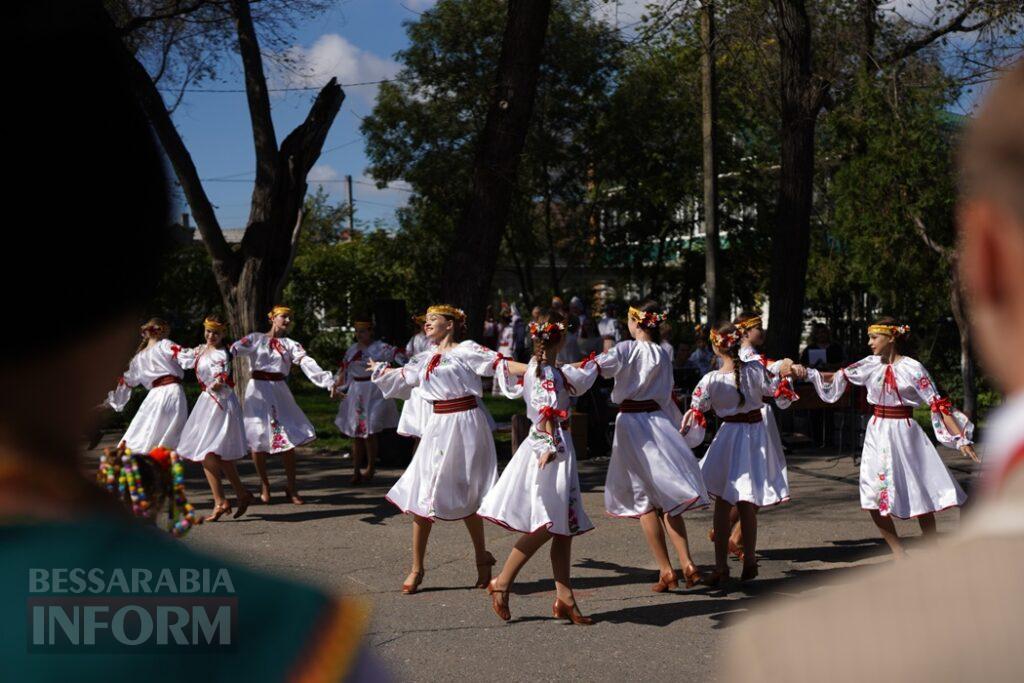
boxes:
[335,379,399,438]
[397,387,430,438]
[478,427,593,536]
[121,384,188,454]
[177,390,249,462]
[242,379,316,454]
[386,407,498,521]
[700,420,790,507]
[605,410,710,517]
[860,417,966,518]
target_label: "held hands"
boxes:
[960,444,980,463]
[679,412,695,434]
[366,359,383,373]
[537,450,557,470]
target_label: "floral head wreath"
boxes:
[868,323,910,338]
[529,320,566,342]
[427,304,466,322]
[267,305,292,320]
[736,316,762,332]
[203,317,226,333]
[628,306,666,330]
[710,328,741,350]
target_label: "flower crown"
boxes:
[736,316,762,332]
[529,321,566,342]
[868,323,910,338]
[628,306,666,330]
[710,328,741,349]
[427,304,466,322]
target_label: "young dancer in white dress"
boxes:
[370,305,501,595]
[230,306,335,505]
[176,316,254,521]
[397,316,433,441]
[711,312,798,559]
[682,322,796,584]
[480,312,600,625]
[589,302,710,592]
[802,319,979,557]
[333,321,402,485]
[106,318,189,454]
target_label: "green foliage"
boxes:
[149,242,223,346]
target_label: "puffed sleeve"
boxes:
[171,342,198,371]
[454,341,501,377]
[560,363,600,397]
[682,372,714,449]
[493,358,524,400]
[106,355,142,411]
[290,341,335,390]
[806,356,878,403]
[230,332,263,357]
[524,369,565,459]
[903,360,975,448]
[372,352,423,399]
[592,341,629,378]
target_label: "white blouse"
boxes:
[807,356,974,449]
[106,339,190,411]
[229,332,334,389]
[593,340,674,404]
[372,340,498,401]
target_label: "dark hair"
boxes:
[636,301,663,343]
[873,316,915,356]
[715,322,745,407]
[12,1,172,355]
[532,310,566,378]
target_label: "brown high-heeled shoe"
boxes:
[350,470,363,486]
[651,569,679,593]
[259,486,272,505]
[204,502,231,523]
[740,563,759,582]
[474,552,497,588]
[402,570,424,595]
[704,567,731,588]
[553,598,593,625]
[487,579,511,621]
[683,564,703,588]
[232,491,254,519]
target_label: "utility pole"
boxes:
[345,174,355,235]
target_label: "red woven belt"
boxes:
[151,375,182,388]
[722,409,763,424]
[252,371,286,381]
[433,396,478,414]
[619,400,660,413]
[872,405,914,419]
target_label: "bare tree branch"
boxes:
[229,0,278,183]
[882,3,996,66]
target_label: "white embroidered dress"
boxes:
[738,345,795,498]
[106,339,189,453]
[176,347,248,462]
[594,340,710,517]
[684,362,791,507]
[334,341,401,439]
[806,356,973,518]
[398,333,435,438]
[372,341,500,521]
[478,361,599,536]
[229,332,334,453]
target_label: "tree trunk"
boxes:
[765,0,822,359]
[441,0,553,338]
[948,260,977,419]
[700,0,721,323]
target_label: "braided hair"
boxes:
[713,322,745,407]
[532,310,566,379]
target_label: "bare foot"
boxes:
[259,485,272,505]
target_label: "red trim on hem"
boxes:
[384,494,477,522]
[605,495,708,519]
[863,502,962,520]
[707,492,792,509]
[476,513,596,538]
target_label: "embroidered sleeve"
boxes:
[229,332,262,356]
[906,361,975,448]
[681,373,713,449]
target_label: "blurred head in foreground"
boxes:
[3,1,171,474]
